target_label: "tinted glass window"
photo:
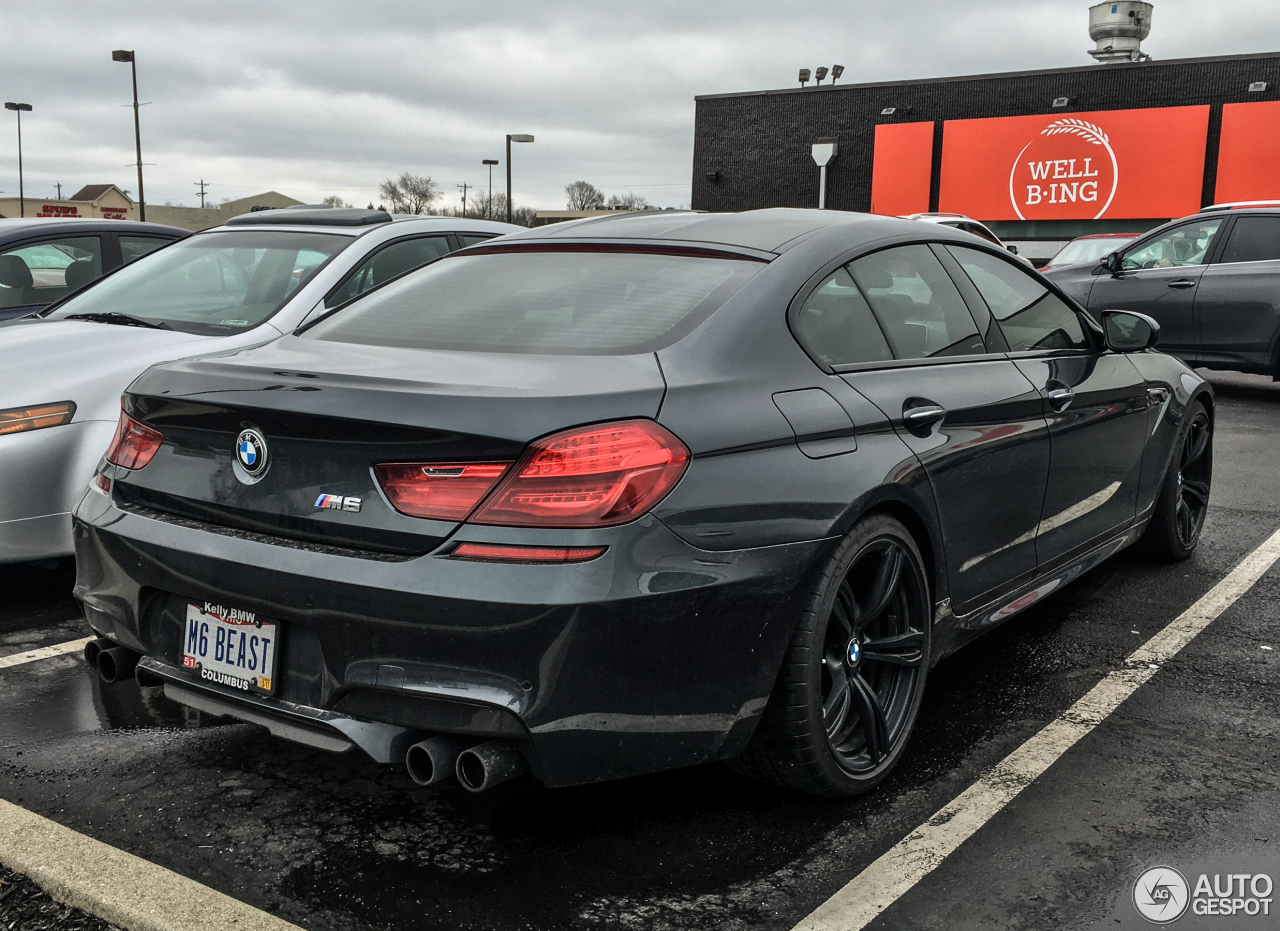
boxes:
[461,234,494,246]
[1122,220,1222,270]
[847,245,985,360]
[1218,216,1280,264]
[305,249,762,354]
[120,235,171,265]
[1046,236,1137,268]
[325,235,451,308]
[0,236,103,310]
[963,223,1001,245]
[46,230,349,335]
[948,246,1088,352]
[792,268,892,367]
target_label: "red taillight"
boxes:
[104,411,163,470]
[469,420,689,528]
[375,461,512,520]
[450,543,606,563]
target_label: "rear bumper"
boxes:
[73,488,826,786]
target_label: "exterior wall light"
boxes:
[811,137,838,210]
[799,68,811,87]
[1249,81,1268,92]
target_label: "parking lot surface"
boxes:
[1,370,1278,931]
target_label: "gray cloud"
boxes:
[1,0,1277,212]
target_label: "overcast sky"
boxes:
[1,1,1278,213]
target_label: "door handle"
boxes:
[902,401,947,436]
[1167,279,1197,289]
[1046,386,1075,411]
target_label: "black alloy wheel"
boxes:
[1173,409,1211,549]
[1139,399,1212,562]
[735,514,931,797]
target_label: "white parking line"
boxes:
[0,636,91,670]
[794,526,1280,931]
[0,798,301,931]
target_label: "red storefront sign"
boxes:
[870,121,934,216]
[37,204,80,217]
[939,106,1210,221]
[1215,100,1280,204]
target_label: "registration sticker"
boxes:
[182,602,279,696]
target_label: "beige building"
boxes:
[0,185,303,231]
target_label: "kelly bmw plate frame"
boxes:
[181,601,280,696]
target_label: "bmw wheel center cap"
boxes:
[847,638,862,668]
[235,428,268,476]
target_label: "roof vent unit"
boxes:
[1087,1,1153,64]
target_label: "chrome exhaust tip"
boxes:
[455,740,528,793]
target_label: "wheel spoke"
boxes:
[848,674,889,763]
[861,630,926,667]
[831,585,856,638]
[858,546,903,629]
[1181,479,1210,508]
[1175,497,1193,543]
[1183,420,1209,467]
[823,660,851,738]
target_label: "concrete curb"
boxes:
[0,798,302,931]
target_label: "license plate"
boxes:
[181,601,279,695]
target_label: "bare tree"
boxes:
[606,192,650,210]
[322,195,350,208]
[565,180,605,210]
[378,173,442,215]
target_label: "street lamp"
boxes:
[482,159,498,219]
[112,50,146,222]
[811,137,838,210]
[505,134,534,224]
[4,103,31,218]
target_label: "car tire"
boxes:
[1138,399,1212,562]
[733,513,931,797]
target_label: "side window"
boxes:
[963,223,1002,245]
[847,244,986,361]
[1121,220,1222,270]
[460,234,495,247]
[0,236,103,310]
[947,246,1088,352]
[325,235,451,309]
[791,268,893,367]
[1217,216,1280,264]
[120,236,170,265]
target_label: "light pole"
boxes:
[4,103,31,218]
[811,138,838,210]
[505,134,534,224]
[482,159,498,219]
[112,50,146,221]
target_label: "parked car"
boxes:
[1042,232,1140,271]
[1043,202,1280,378]
[0,218,188,321]
[73,208,1213,797]
[0,207,520,563]
[899,212,1033,265]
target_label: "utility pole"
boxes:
[457,182,468,218]
[194,178,209,208]
[112,50,146,221]
[482,159,498,219]
[54,182,62,200]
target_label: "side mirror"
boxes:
[1103,251,1122,273]
[1006,244,1019,255]
[1102,310,1160,352]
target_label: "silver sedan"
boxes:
[0,207,520,563]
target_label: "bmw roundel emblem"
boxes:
[235,428,268,476]
[847,638,862,667]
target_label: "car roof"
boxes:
[494,208,915,254]
[0,217,188,243]
[211,211,522,237]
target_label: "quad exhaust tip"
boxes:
[455,740,527,793]
[83,637,142,684]
[405,736,468,787]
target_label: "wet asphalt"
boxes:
[1,370,1278,931]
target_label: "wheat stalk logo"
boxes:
[1041,119,1110,146]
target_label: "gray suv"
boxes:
[1043,203,1280,379]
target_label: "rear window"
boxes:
[302,248,763,354]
